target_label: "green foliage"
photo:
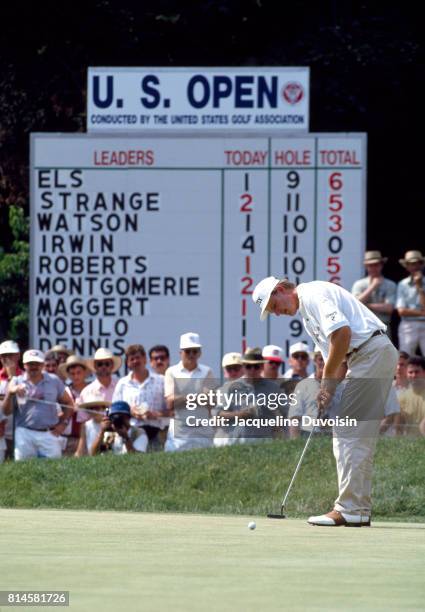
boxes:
[0,437,424,520]
[0,205,29,345]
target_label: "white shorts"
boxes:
[14,426,63,461]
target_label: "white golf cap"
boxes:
[262,345,284,363]
[222,352,242,368]
[252,277,280,320]
[180,332,202,349]
[23,349,45,364]
[0,340,20,355]
[289,341,310,356]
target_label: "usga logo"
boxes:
[282,82,304,105]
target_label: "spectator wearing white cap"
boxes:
[164,332,215,452]
[351,251,396,335]
[77,348,121,411]
[283,342,310,381]
[222,352,243,380]
[0,340,23,460]
[396,250,425,355]
[262,345,284,379]
[1,349,74,460]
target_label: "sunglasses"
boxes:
[95,360,113,367]
[151,355,167,361]
[225,365,242,372]
[244,364,262,370]
[183,349,199,355]
[292,353,308,360]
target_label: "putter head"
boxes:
[267,506,286,519]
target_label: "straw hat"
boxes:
[50,344,75,357]
[86,348,122,373]
[363,250,387,265]
[241,347,266,365]
[399,250,425,268]
[78,395,111,411]
[58,355,90,379]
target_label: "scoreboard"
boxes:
[30,133,366,371]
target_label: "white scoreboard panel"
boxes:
[30,133,366,371]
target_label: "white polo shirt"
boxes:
[297,281,386,359]
[164,361,215,443]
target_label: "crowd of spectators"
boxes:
[1,249,424,462]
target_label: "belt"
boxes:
[24,426,55,432]
[347,329,385,358]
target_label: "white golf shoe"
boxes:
[307,509,371,527]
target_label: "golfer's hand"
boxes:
[316,388,332,415]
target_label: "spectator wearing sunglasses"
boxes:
[77,348,122,410]
[164,332,215,451]
[217,347,280,445]
[283,342,311,381]
[222,352,243,380]
[262,345,284,379]
[149,345,170,375]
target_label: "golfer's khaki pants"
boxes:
[333,334,398,516]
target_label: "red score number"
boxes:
[240,180,255,353]
[326,172,344,284]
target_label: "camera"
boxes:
[105,401,132,432]
[109,412,127,430]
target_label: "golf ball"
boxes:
[248,521,256,530]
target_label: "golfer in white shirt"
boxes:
[253,277,398,527]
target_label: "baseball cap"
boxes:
[108,400,131,417]
[222,352,242,368]
[262,345,284,363]
[23,349,45,364]
[252,277,280,320]
[180,332,202,349]
[289,342,309,356]
[0,340,20,355]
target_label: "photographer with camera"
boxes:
[85,400,148,455]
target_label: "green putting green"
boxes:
[0,509,423,611]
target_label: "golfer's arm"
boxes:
[323,326,351,379]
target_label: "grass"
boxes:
[1,509,424,612]
[0,437,424,520]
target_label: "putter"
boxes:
[267,425,317,519]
